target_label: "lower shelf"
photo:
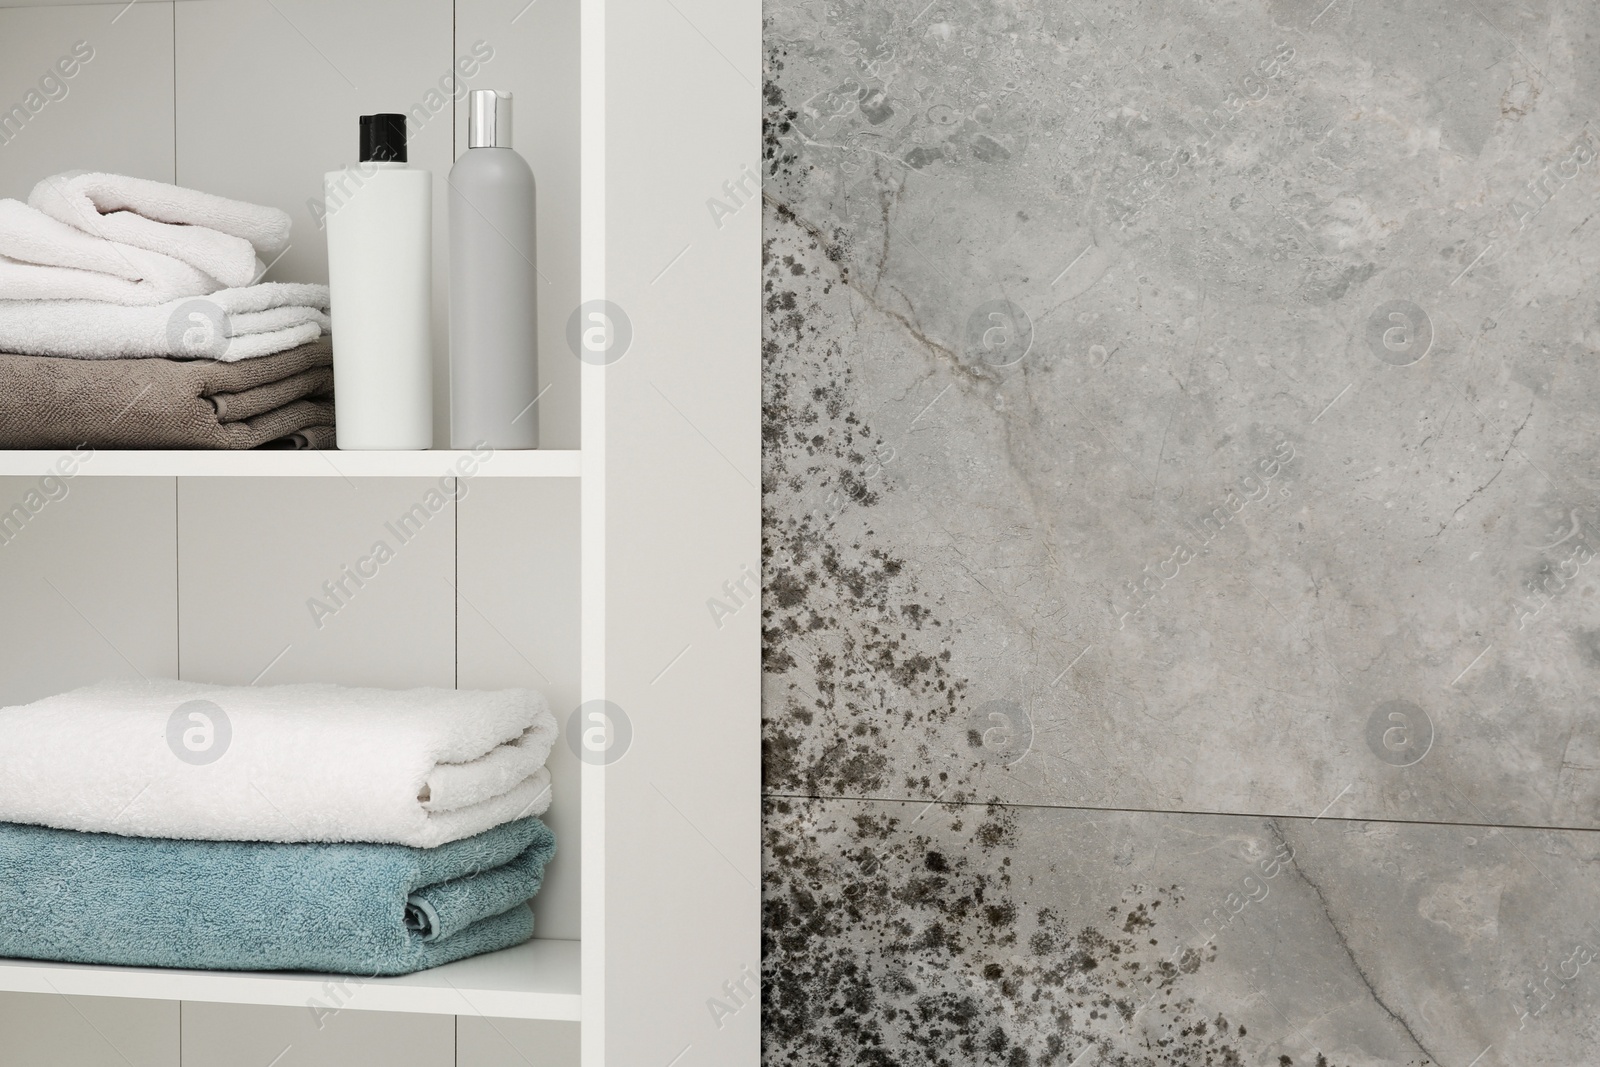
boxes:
[0,938,580,1021]
[0,448,581,478]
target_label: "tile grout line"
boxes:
[762,791,1600,836]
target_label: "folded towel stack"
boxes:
[0,336,336,449]
[0,172,335,449]
[0,680,560,976]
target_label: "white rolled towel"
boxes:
[0,282,330,361]
[0,200,229,306]
[30,171,291,288]
[0,680,558,848]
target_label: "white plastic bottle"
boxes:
[449,90,539,449]
[325,114,433,450]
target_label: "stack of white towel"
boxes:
[0,171,329,361]
[0,680,558,846]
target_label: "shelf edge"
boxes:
[0,450,583,479]
[0,944,582,1021]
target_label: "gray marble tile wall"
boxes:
[760,1,1600,1063]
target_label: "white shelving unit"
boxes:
[0,0,756,1062]
[0,432,600,1034]
[0,0,604,1043]
[0,437,600,1031]
[0,0,610,1052]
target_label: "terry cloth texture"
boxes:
[0,199,225,306]
[0,337,335,449]
[0,816,556,975]
[276,424,337,450]
[0,282,330,361]
[0,679,557,847]
[29,171,290,287]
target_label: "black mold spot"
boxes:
[763,799,1289,1066]
[758,11,1369,1066]
[760,210,974,798]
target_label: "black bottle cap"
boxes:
[359,114,408,163]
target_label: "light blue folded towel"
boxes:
[0,817,555,975]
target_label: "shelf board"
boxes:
[0,449,581,479]
[0,938,580,1020]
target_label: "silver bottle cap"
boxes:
[468,90,512,149]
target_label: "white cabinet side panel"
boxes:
[606,0,761,1063]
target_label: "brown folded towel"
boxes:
[281,425,337,450]
[0,338,336,449]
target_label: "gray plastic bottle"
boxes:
[449,90,539,449]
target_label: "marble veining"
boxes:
[762,0,1600,1062]
[764,797,1600,1066]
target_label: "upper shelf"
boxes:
[0,449,581,479]
[0,938,580,1020]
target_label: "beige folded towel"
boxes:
[0,337,335,449]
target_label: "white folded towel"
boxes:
[0,256,215,306]
[0,282,330,360]
[0,200,227,305]
[0,680,558,848]
[30,171,291,288]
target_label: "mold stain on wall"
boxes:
[759,1,1600,1064]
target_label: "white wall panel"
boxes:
[457,478,582,941]
[606,0,761,1063]
[182,1001,452,1067]
[0,2,174,200]
[176,477,455,687]
[0,993,178,1067]
[456,0,582,450]
[459,1016,580,1067]
[0,475,177,706]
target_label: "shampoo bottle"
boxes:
[449,90,539,449]
[326,113,433,450]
